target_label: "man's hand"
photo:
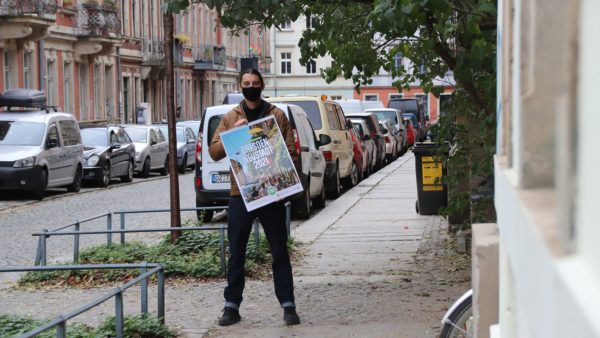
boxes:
[234,119,248,127]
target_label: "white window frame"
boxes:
[280,20,292,30]
[281,52,292,75]
[46,60,56,106]
[23,51,33,89]
[4,50,14,90]
[306,59,316,74]
[79,63,89,121]
[364,94,379,101]
[93,64,102,119]
[306,15,313,29]
[63,61,71,113]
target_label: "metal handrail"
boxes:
[0,263,165,338]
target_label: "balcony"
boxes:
[141,40,165,79]
[74,2,122,57]
[0,0,57,42]
[193,45,226,71]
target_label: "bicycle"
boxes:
[440,289,473,338]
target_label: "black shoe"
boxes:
[283,307,300,325]
[218,307,241,326]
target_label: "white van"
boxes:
[194,102,328,222]
[0,89,84,199]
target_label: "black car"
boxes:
[80,126,136,187]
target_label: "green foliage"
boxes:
[19,228,298,285]
[0,314,93,338]
[95,314,175,338]
[0,314,173,338]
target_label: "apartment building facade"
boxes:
[0,0,271,124]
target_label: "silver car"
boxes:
[0,89,84,199]
[122,124,169,178]
[155,125,196,174]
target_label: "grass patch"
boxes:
[0,313,174,338]
[19,226,299,287]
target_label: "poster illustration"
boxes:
[220,115,303,211]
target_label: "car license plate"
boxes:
[211,173,230,183]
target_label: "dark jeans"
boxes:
[224,196,295,308]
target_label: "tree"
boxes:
[164,0,497,227]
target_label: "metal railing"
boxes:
[0,0,57,16]
[0,263,165,338]
[77,3,121,37]
[33,204,292,274]
[143,39,165,64]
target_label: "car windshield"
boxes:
[372,111,398,124]
[0,121,45,146]
[81,129,107,146]
[124,127,147,142]
[158,127,186,142]
[281,101,322,129]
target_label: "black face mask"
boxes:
[242,87,262,101]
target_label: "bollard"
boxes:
[115,291,124,338]
[106,213,113,246]
[73,221,80,263]
[141,262,148,314]
[157,268,165,324]
[40,229,48,266]
[56,322,66,338]
[119,211,126,244]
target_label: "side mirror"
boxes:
[345,119,353,130]
[151,139,157,145]
[363,134,371,141]
[382,128,388,134]
[110,143,121,150]
[318,134,332,147]
[46,138,58,149]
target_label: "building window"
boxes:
[4,51,13,90]
[306,59,316,74]
[281,52,291,74]
[93,64,101,119]
[364,94,378,101]
[46,60,55,105]
[439,94,453,118]
[330,95,342,100]
[63,62,71,113]
[389,93,402,100]
[280,20,291,30]
[23,52,33,89]
[306,15,313,29]
[79,64,89,121]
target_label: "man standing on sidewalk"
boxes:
[209,68,301,327]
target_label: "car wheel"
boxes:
[100,163,111,187]
[141,158,151,178]
[178,154,187,174]
[122,161,134,183]
[196,200,214,224]
[327,163,341,198]
[67,166,82,193]
[312,180,326,209]
[292,177,310,220]
[32,169,47,200]
[160,157,169,176]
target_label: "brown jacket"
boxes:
[208,102,298,196]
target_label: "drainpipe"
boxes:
[38,40,45,91]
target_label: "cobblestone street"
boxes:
[0,155,470,337]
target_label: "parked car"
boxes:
[366,107,407,154]
[387,98,428,142]
[122,124,169,178]
[155,124,197,173]
[266,96,355,197]
[350,118,377,176]
[195,102,329,222]
[0,89,83,199]
[80,126,136,187]
[379,120,399,162]
[177,120,201,136]
[348,120,368,180]
[405,118,415,148]
[344,112,386,170]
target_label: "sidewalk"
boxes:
[0,154,470,337]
